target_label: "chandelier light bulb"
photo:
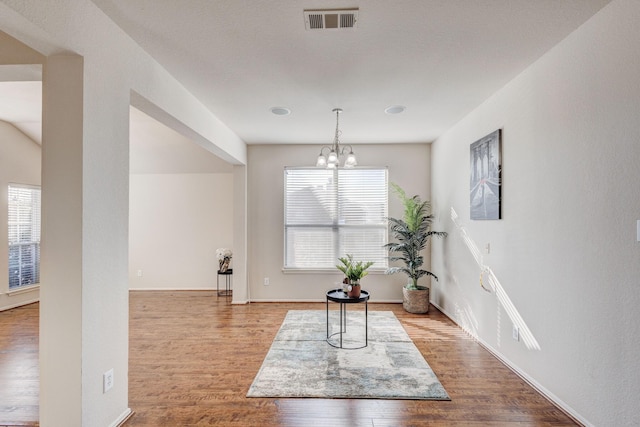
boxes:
[344,152,357,168]
[327,150,338,164]
[313,108,358,169]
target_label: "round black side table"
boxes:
[326,289,369,349]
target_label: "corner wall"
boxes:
[430,1,640,425]
[129,173,234,289]
[247,143,433,302]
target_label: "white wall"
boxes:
[40,55,87,427]
[0,120,41,311]
[232,165,247,304]
[431,1,640,426]
[248,143,434,302]
[129,173,234,289]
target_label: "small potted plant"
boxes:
[336,254,374,298]
[385,183,446,313]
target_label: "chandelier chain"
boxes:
[333,108,342,149]
[315,107,356,168]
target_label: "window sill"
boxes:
[6,284,40,296]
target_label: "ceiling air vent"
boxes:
[304,9,358,30]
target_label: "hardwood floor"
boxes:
[0,302,39,427]
[0,292,579,426]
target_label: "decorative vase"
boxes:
[347,283,361,298]
[402,286,429,314]
[219,256,231,273]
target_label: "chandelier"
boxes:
[316,108,357,168]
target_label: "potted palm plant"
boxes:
[385,183,446,313]
[336,254,374,298]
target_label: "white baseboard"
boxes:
[0,297,39,312]
[108,408,132,427]
[249,298,324,303]
[247,298,403,303]
[128,289,403,305]
[431,302,589,427]
[129,287,217,291]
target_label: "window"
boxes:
[8,184,41,289]
[284,167,388,270]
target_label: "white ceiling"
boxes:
[91,0,611,145]
[0,1,611,160]
[0,80,41,143]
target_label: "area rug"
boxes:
[246,310,450,400]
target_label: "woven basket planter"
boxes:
[402,286,430,314]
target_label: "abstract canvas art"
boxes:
[470,129,502,220]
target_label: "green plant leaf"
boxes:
[336,254,374,283]
[385,183,447,287]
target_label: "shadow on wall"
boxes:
[450,207,541,351]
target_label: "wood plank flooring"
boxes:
[0,302,39,427]
[0,291,579,426]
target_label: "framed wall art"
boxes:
[470,129,502,220]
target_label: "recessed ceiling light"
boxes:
[271,107,291,116]
[384,105,406,115]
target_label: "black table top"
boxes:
[326,288,370,303]
[217,269,233,275]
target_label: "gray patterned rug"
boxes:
[246,310,450,400]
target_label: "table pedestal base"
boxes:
[326,289,369,349]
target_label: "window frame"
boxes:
[283,167,388,272]
[8,183,41,290]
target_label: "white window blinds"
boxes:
[284,167,388,269]
[8,184,41,289]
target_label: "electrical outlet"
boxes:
[264,277,270,286]
[137,270,143,277]
[103,368,114,393]
[512,325,520,342]
[485,243,491,254]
